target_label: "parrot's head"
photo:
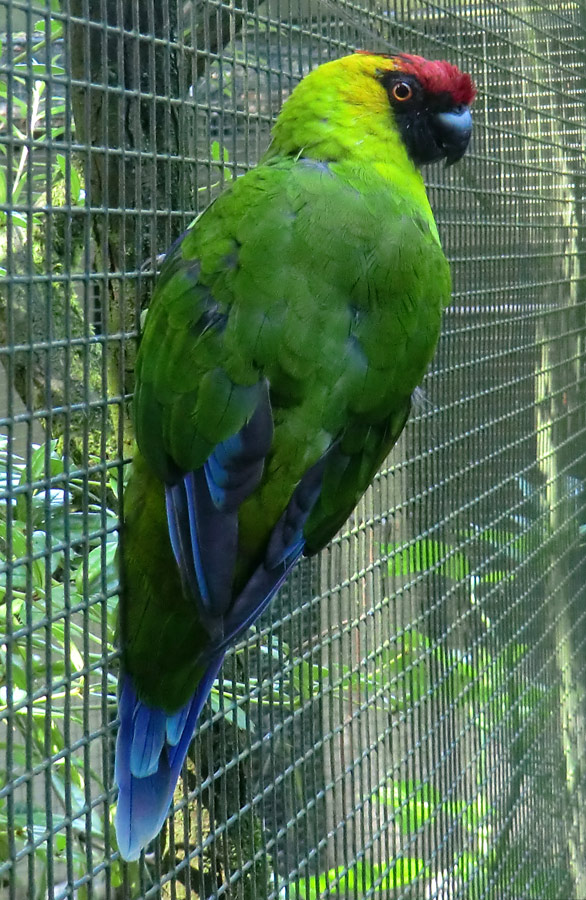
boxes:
[364,52,476,166]
[269,51,476,171]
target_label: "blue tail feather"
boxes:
[166,702,191,747]
[115,654,225,862]
[130,705,167,778]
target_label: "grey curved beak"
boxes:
[435,106,473,166]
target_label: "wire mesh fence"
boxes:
[1,1,585,898]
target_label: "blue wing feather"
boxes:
[217,448,336,651]
[165,482,201,602]
[185,469,237,621]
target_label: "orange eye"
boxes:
[392,81,413,102]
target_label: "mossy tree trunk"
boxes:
[528,15,586,897]
[67,0,191,455]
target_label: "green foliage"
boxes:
[285,858,427,898]
[210,140,233,181]
[0,438,121,894]
[0,17,83,235]
[377,472,586,896]
[0,14,97,458]
[387,537,471,581]
[385,535,512,586]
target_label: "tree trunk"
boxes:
[68,0,189,452]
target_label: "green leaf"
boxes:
[110,858,124,889]
[50,770,88,827]
[287,859,427,897]
[209,689,249,730]
[75,540,118,596]
[55,154,82,204]
[15,442,63,522]
[290,658,328,704]
[2,526,44,594]
[31,440,63,483]
[6,521,27,559]
[384,858,428,889]
[386,539,470,581]
[377,779,442,834]
[12,62,66,78]
[479,569,509,584]
[33,18,62,39]
[9,210,27,230]
[3,654,27,692]
[69,166,81,204]
[358,629,431,699]
[48,509,118,549]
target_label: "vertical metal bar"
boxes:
[2,5,16,899]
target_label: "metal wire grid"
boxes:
[0,1,585,899]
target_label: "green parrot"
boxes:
[114,50,475,860]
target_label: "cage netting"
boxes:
[1,1,585,898]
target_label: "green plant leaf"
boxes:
[286,858,427,897]
[385,539,470,581]
[8,210,27,229]
[75,540,118,596]
[377,778,442,834]
[55,154,82,204]
[33,18,62,39]
[12,62,66,78]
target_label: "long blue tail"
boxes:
[114,653,225,861]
